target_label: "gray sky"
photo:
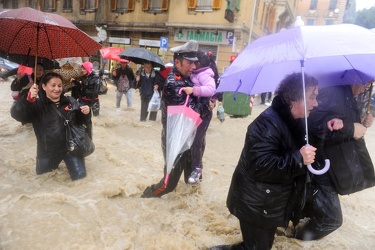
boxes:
[356,0,375,10]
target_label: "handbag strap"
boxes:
[51,103,69,124]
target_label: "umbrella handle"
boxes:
[305,143,330,175]
[307,160,330,175]
[178,88,190,106]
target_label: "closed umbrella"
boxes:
[164,89,202,186]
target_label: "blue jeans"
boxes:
[116,89,132,108]
[36,152,86,181]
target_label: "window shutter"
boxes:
[236,0,240,10]
[128,0,135,10]
[142,0,149,10]
[80,0,85,10]
[212,0,221,9]
[110,0,117,11]
[161,0,168,10]
[188,0,197,9]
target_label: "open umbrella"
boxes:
[164,89,202,186]
[0,50,60,70]
[218,24,375,175]
[118,48,165,69]
[218,24,375,95]
[0,7,102,83]
[100,47,128,63]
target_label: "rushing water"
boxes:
[0,78,374,249]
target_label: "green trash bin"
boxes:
[223,92,252,116]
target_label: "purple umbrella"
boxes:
[218,24,375,175]
[218,24,375,95]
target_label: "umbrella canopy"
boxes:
[0,7,101,81]
[0,8,101,59]
[0,51,60,70]
[100,47,128,63]
[118,48,165,69]
[164,91,202,185]
[218,24,375,96]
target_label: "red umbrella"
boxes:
[100,47,129,63]
[0,7,102,82]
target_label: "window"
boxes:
[325,19,334,25]
[63,0,73,12]
[80,0,99,11]
[188,0,222,11]
[328,0,337,10]
[309,0,318,10]
[3,0,18,8]
[43,0,57,11]
[306,19,315,26]
[111,0,135,12]
[142,0,168,11]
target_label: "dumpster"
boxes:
[223,92,252,116]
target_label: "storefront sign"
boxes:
[109,37,131,45]
[139,39,161,47]
[174,30,234,45]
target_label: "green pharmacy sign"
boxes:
[175,29,234,45]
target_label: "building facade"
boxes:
[1,0,299,74]
[296,0,348,26]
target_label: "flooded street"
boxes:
[1,78,374,249]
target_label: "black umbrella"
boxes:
[118,48,165,69]
[0,50,60,70]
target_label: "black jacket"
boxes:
[11,95,91,157]
[137,69,164,99]
[226,96,307,229]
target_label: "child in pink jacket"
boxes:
[183,51,219,185]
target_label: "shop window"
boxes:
[80,0,99,11]
[63,0,73,12]
[3,0,18,8]
[188,0,221,11]
[43,0,57,11]
[111,0,135,12]
[142,0,168,11]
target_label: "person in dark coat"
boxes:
[215,73,319,250]
[140,40,200,198]
[112,61,135,109]
[293,83,374,241]
[135,61,164,121]
[10,63,45,101]
[11,72,91,181]
[71,62,100,139]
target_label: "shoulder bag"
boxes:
[324,138,375,195]
[52,104,95,157]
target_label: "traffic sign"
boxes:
[160,37,168,50]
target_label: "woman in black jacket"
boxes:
[223,73,319,250]
[11,72,91,181]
